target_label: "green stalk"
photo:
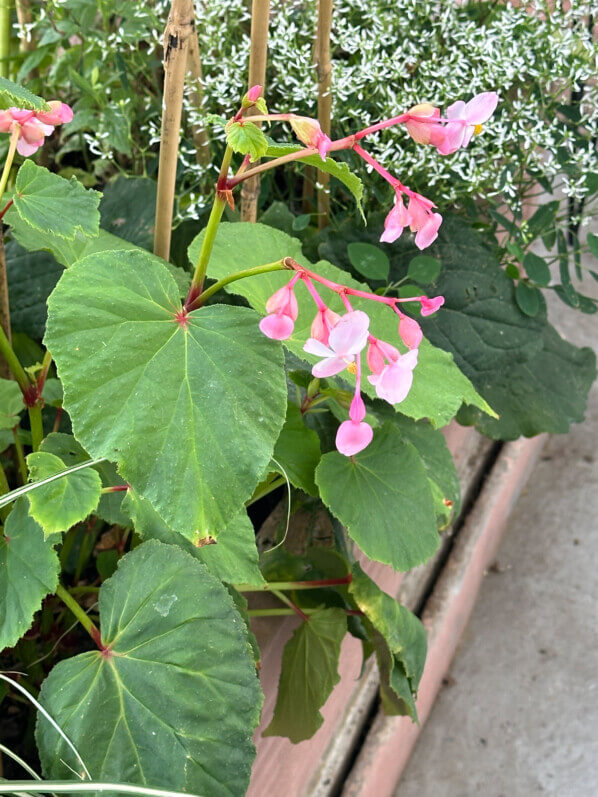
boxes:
[0,124,19,206]
[187,145,233,297]
[28,403,43,451]
[248,607,313,617]
[55,584,100,642]
[0,0,12,79]
[271,588,310,621]
[0,324,30,394]
[191,259,287,307]
[12,426,26,483]
[236,577,352,592]
[245,474,287,506]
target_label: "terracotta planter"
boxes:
[246,424,547,795]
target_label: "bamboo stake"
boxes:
[186,25,210,166]
[15,0,34,52]
[153,0,195,261]
[316,0,333,229]
[240,0,270,223]
[0,0,11,79]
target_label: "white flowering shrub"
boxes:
[20,0,596,219]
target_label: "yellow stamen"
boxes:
[347,362,357,375]
[474,124,483,135]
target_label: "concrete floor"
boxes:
[398,272,598,794]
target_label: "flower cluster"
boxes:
[0,101,73,156]
[259,262,444,457]
[285,92,497,250]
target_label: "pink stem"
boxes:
[352,143,404,190]
[285,259,428,309]
[301,274,328,311]
[354,113,410,140]
[340,291,353,312]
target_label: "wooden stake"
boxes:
[186,26,210,166]
[316,0,333,229]
[153,0,195,261]
[240,0,270,223]
[15,0,35,52]
[0,228,10,379]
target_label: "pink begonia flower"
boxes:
[336,393,373,457]
[289,116,332,161]
[439,92,499,155]
[259,281,299,340]
[366,338,400,375]
[420,296,445,316]
[368,348,419,405]
[246,85,262,102]
[408,192,443,249]
[310,306,341,345]
[404,103,448,150]
[380,194,412,244]
[303,310,369,377]
[398,315,423,349]
[0,102,73,156]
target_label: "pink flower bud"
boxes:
[246,85,262,102]
[398,315,423,348]
[289,115,332,161]
[265,283,298,320]
[310,307,341,344]
[420,296,445,316]
[349,393,366,423]
[336,419,373,457]
[36,101,74,126]
[366,341,386,375]
[259,313,295,340]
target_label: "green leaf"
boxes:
[505,262,520,280]
[349,562,426,719]
[189,222,493,428]
[272,402,321,496]
[407,255,442,285]
[347,242,390,281]
[0,499,59,651]
[0,378,24,429]
[316,423,439,571]
[292,213,311,232]
[0,76,49,111]
[99,176,157,250]
[226,120,269,162]
[39,433,129,526]
[386,413,461,529]
[458,325,597,439]
[26,451,102,534]
[587,232,598,259]
[36,540,263,795]
[515,281,541,317]
[265,142,364,218]
[13,161,101,241]
[523,252,551,286]
[123,489,264,587]
[45,249,287,539]
[525,201,559,240]
[5,240,63,338]
[557,229,579,308]
[264,607,347,742]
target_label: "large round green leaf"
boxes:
[0,499,59,651]
[36,540,263,796]
[189,223,494,427]
[44,250,287,539]
[316,423,439,571]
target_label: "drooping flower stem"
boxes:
[227,146,316,188]
[352,142,402,189]
[0,124,19,207]
[153,0,195,262]
[284,257,426,310]
[190,259,289,309]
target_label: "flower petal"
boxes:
[312,356,349,378]
[303,337,334,357]
[329,310,370,356]
[335,420,373,456]
[464,91,499,124]
[259,313,294,340]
